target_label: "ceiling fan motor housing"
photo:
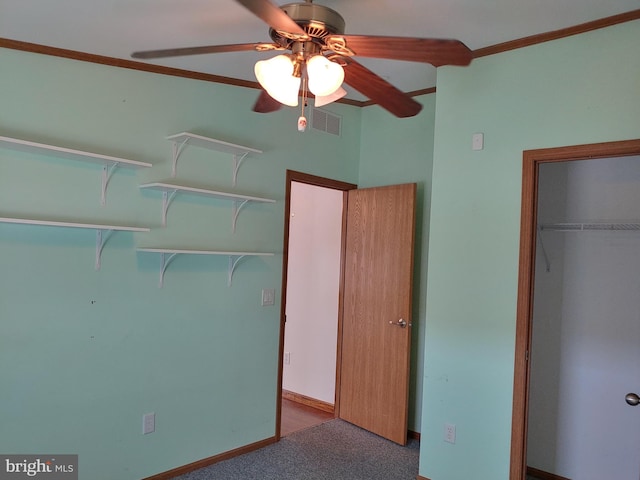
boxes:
[270,2,346,46]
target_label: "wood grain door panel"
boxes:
[339,183,416,445]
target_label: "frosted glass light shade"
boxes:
[314,86,347,107]
[306,55,345,97]
[254,55,300,107]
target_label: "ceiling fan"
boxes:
[132,0,473,118]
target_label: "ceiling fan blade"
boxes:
[235,0,307,38]
[253,90,282,113]
[328,35,472,67]
[341,59,422,118]
[131,43,271,59]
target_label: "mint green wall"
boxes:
[420,20,640,480]
[0,48,361,480]
[359,95,436,433]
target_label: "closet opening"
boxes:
[510,139,640,480]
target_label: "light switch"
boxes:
[142,413,155,435]
[261,288,275,306]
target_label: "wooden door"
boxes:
[339,183,416,445]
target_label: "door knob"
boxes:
[389,319,408,328]
[625,393,640,406]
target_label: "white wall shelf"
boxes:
[139,181,276,231]
[0,216,150,270]
[0,135,152,206]
[137,247,274,287]
[165,132,262,186]
[537,222,640,271]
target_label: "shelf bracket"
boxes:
[159,252,179,288]
[161,190,179,227]
[171,138,191,177]
[232,152,249,187]
[231,199,250,233]
[95,229,114,270]
[228,255,247,287]
[101,162,120,206]
[536,228,551,272]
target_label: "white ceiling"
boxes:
[1,0,638,101]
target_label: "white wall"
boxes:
[283,182,343,404]
[528,156,640,479]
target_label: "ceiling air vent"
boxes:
[312,108,342,136]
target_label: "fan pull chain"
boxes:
[298,78,308,132]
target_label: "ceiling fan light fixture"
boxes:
[314,86,347,108]
[306,54,345,97]
[254,54,301,107]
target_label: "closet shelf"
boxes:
[0,216,150,270]
[537,222,640,272]
[139,181,276,231]
[137,247,274,287]
[0,135,152,206]
[539,222,640,232]
[165,132,262,186]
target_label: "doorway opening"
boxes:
[276,172,417,445]
[276,170,356,440]
[510,139,640,479]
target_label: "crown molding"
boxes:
[1,9,638,108]
[474,8,640,58]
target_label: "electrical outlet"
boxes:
[143,413,155,435]
[444,423,456,444]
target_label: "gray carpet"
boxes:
[172,419,420,480]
